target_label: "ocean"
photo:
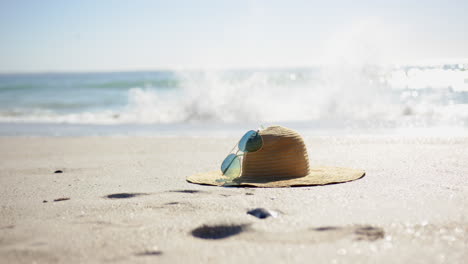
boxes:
[1,65,467,136]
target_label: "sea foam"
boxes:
[0,65,467,130]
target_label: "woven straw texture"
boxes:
[187,126,365,187]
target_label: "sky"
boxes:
[0,0,467,72]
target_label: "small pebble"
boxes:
[54,170,63,173]
[247,208,278,219]
[43,200,48,203]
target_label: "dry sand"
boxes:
[0,136,467,263]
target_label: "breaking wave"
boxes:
[0,65,468,129]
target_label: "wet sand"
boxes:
[0,136,467,263]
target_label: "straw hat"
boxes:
[187,126,365,187]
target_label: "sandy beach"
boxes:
[0,136,467,263]
[2,0,468,262]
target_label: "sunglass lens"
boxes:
[238,130,263,152]
[220,153,241,178]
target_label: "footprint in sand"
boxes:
[311,225,385,241]
[312,226,341,231]
[353,226,385,241]
[53,197,70,202]
[189,224,385,243]
[135,250,163,257]
[164,202,180,205]
[191,224,250,240]
[104,193,148,199]
[168,189,206,194]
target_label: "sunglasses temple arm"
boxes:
[228,140,239,154]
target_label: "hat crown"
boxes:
[241,126,310,178]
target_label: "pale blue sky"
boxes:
[0,0,467,72]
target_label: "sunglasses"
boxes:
[220,130,264,179]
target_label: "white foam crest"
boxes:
[176,70,315,123]
[388,68,468,91]
[117,88,186,123]
[0,108,119,124]
[172,67,400,123]
[173,70,370,123]
[169,67,468,126]
[0,88,187,124]
[1,67,467,127]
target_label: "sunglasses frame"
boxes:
[220,130,263,180]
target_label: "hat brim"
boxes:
[187,166,365,188]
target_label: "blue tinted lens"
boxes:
[238,130,263,152]
[220,153,241,178]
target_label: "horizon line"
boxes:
[1,58,468,75]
